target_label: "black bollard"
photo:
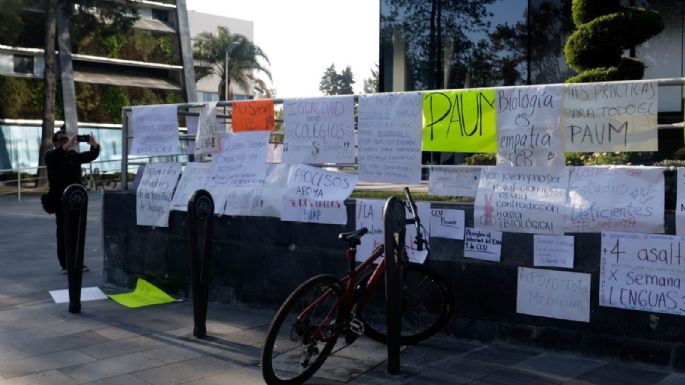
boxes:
[62,184,88,314]
[188,189,213,338]
[383,196,406,374]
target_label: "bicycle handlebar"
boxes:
[403,187,426,252]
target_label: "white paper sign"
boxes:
[281,164,357,224]
[282,96,356,164]
[355,199,430,264]
[195,102,222,155]
[131,105,179,156]
[517,267,591,322]
[49,287,108,303]
[600,231,685,316]
[211,131,270,186]
[429,166,485,197]
[224,164,292,217]
[474,166,569,234]
[463,227,502,262]
[429,208,465,240]
[677,168,685,235]
[496,85,563,167]
[534,234,574,269]
[566,166,664,233]
[358,92,423,183]
[170,162,211,212]
[136,162,181,227]
[562,80,658,152]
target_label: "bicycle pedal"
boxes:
[349,317,365,335]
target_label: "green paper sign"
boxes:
[108,278,176,308]
[422,89,497,153]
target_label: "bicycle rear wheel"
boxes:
[261,275,343,385]
[360,262,453,345]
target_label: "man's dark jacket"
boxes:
[45,145,100,203]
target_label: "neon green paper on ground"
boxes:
[422,89,497,153]
[108,278,176,308]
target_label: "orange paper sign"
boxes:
[232,99,275,132]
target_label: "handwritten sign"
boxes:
[282,96,355,164]
[464,227,502,262]
[281,164,357,224]
[422,89,496,153]
[474,167,569,235]
[224,164,291,217]
[428,165,485,197]
[169,162,211,212]
[232,99,275,132]
[358,93,422,183]
[566,166,664,233]
[562,80,658,152]
[195,102,222,155]
[496,85,564,167]
[136,162,181,227]
[517,267,591,322]
[429,208,465,240]
[131,105,179,156]
[677,168,685,235]
[600,231,685,316]
[534,234,574,269]
[355,199,430,263]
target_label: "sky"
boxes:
[185,0,380,99]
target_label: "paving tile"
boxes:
[430,355,505,380]
[0,370,77,385]
[476,368,562,385]
[59,352,164,383]
[13,331,110,356]
[515,352,605,381]
[140,345,206,364]
[656,373,685,385]
[401,367,472,385]
[80,373,151,385]
[132,356,238,385]
[77,335,170,360]
[0,350,96,379]
[575,363,669,385]
[182,366,267,385]
[462,344,542,366]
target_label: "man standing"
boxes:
[45,131,100,273]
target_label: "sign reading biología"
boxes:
[600,231,685,316]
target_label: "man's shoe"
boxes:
[60,267,67,274]
[82,265,90,272]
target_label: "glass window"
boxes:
[13,55,34,75]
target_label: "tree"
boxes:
[319,64,355,95]
[193,26,271,100]
[363,64,379,94]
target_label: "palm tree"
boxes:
[193,26,271,100]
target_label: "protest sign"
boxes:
[195,102,222,155]
[474,166,569,234]
[281,164,357,224]
[282,96,355,164]
[358,93,422,183]
[429,208,465,240]
[355,199,430,263]
[534,234,575,269]
[136,162,182,227]
[422,89,496,153]
[428,165,485,197]
[677,168,685,235]
[463,227,502,262]
[170,162,211,212]
[566,166,664,233]
[517,267,591,322]
[131,105,179,156]
[600,231,685,316]
[496,85,564,167]
[562,80,658,152]
[223,164,292,218]
[232,99,275,132]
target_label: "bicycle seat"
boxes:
[338,227,369,246]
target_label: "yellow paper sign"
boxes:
[108,278,176,308]
[422,89,497,153]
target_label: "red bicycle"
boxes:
[261,188,453,385]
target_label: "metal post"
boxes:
[121,109,129,190]
[62,184,88,314]
[17,171,21,202]
[383,196,406,374]
[188,189,214,338]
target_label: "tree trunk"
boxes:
[37,0,58,188]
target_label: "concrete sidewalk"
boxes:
[0,193,683,385]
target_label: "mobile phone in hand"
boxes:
[76,135,90,142]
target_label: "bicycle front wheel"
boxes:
[261,275,343,385]
[361,262,453,345]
